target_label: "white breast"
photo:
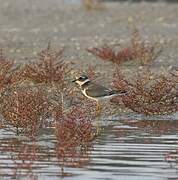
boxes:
[82,89,97,101]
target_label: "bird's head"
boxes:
[72,75,90,86]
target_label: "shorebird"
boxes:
[72,75,127,115]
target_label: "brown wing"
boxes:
[85,83,116,97]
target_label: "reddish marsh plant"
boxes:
[54,104,96,172]
[0,49,22,91]
[87,29,162,65]
[23,43,70,89]
[130,29,163,65]
[87,45,133,65]
[0,87,48,136]
[112,69,178,115]
[54,104,96,148]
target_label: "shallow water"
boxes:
[0,0,178,179]
[0,116,178,180]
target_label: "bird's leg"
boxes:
[96,100,101,116]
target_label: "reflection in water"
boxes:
[0,118,178,179]
[0,129,93,179]
[0,137,50,179]
[89,119,178,180]
[114,119,178,136]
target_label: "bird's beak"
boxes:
[72,77,78,82]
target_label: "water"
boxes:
[0,0,178,179]
[0,116,178,180]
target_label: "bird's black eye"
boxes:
[78,77,83,80]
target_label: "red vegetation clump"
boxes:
[87,45,117,63]
[0,49,23,90]
[54,104,96,170]
[87,45,133,65]
[112,69,178,115]
[0,87,48,136]
[0,45,99,176]
[23,43,70,88]
[54,104,96,148]
[129,29,163,65]
[87,29,162,65]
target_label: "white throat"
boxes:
[75,79,90,87]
